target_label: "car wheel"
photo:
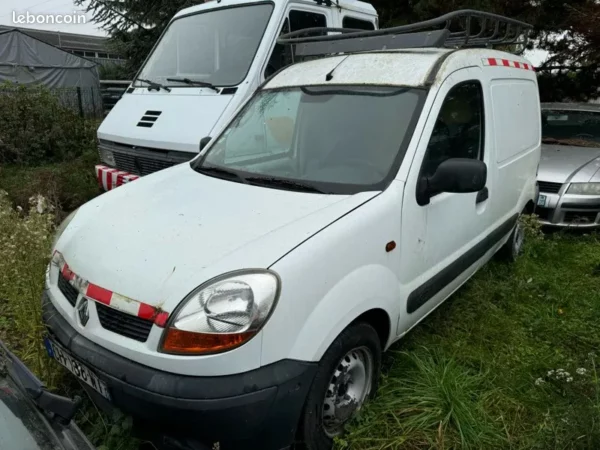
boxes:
[297,322,381,450]
[498,218,525,262]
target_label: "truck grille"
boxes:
[99,142,195,177]
[538,181,562,194]
[96,303,153,342]
[113,152,174,176]
[57,272,78,306]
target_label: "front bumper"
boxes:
[42,295,317,449]
[536,191,600,228]
[95,165,140,191]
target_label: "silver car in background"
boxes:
[536,103,600,227]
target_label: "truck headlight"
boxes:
[52,208,79,250]
[161,271,280,355]
[567,183,600,195]
[98,146,116,166]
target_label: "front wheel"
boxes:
[297,322,382,450]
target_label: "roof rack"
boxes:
[277,10,532,58]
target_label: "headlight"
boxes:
[52,208,79,250]
[567,182,600,195]
[98,146,116,166]
[161,271,280,355]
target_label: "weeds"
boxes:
[338,231,600,449]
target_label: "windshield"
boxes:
[135,3,273,87]
[194,86,425,194]
[542,109,600,148]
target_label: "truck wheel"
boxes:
[297,322,381,450]
[498,218,525,262]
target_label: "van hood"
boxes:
[57,165,377,311]
[97,90,234,153]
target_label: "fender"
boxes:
[287,265,399,361]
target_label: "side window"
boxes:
[421,81,484,180]
[289,10,327,31]
[342,16,375,30]
[265,19,291,79]
[265,10,327,79]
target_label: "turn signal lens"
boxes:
[162,329,255,355]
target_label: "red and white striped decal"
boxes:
[95,165,140,192]
[483,58,535,71]
[52,251,169,327]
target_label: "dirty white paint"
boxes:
[266,50,451,89]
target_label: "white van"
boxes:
[95,0,378,191]
[44,11,540,450]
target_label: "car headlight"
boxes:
[98,146,116,166]
[161,270,280,355]
[51,208,79,250]
[567,182,600,195]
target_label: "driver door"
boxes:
[397,68,492,333]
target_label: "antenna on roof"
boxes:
[277,10,533,59]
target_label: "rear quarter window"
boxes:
[490,79,540,164]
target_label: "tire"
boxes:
[297,322,382,450]
[497,217,525,262]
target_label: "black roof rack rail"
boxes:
[277,10,532,58]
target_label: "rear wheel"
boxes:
[297,322,381,450]
[498,217,525,262]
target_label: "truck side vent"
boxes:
[137,110,162,128]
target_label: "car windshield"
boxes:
[194,86,425,194]
[134,3,273,88]
[542,109,600,148]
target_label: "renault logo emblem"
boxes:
[77,298,89,326]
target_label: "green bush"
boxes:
[0,151,101,218]
[0,82,98,166]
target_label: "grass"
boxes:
[1,161,599,450]
[337,229,600,450]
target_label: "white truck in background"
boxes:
[95,0,378,190]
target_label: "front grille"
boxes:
[113,152,175,176]
[535,207,554,222]
[57,272,78,306]
[538,181,563,194]
[96,303,153,342]
[564,211,599,224]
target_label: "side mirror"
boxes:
[199,136,211,152]
[417,158,487,206]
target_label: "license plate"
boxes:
[44,337,111,400]
[537,194,547,207]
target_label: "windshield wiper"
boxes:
[245,176,327,193]
[137,78,171,92]
[0,340,81,424]
[196,165,248,184]
[166,78,219,92]
[542,137,600,148]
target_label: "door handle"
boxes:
[476,187,489,204]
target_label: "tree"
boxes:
[370,0,600,101]
[78,0,600,101]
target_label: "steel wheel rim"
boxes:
[322,346,374,438]
[513,223,525,256]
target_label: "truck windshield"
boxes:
[194,86,426,194]
[135,3,274,88]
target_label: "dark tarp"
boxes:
[0,29,99,89]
